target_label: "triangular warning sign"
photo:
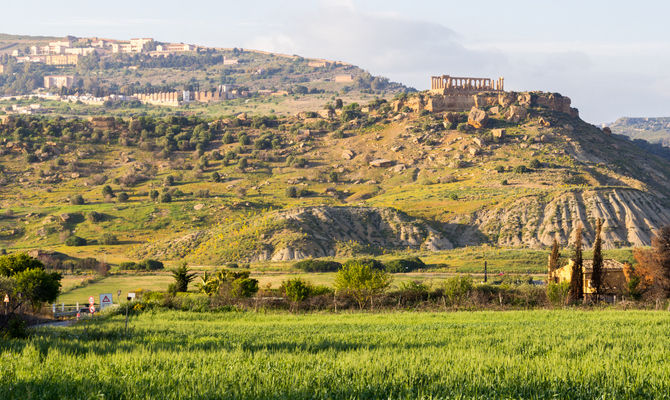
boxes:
[103,296,110,302]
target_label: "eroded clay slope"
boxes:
[475,189,670,249]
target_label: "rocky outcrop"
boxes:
[474,189,670,248]
[258,206,453,261]
[467,107,488,128]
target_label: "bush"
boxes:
[140,259,164,271]
[334,261,392,309]
[514,165,530,174]
[529,159,541,169]
[4,316,27,339]
[456,123,470,132]
[69,195,85,205]
[231,278,259,298]
[294,259,342,272]
[443,276,473,305]
[546,282,569,306]
[286,186,298,198]
[65,236,87,246]
[117,192,129,202]
[118,259,163,271]
[384,257,426,273]
[343,258,385,271]
[87,211,105,223]
[100,233,119,245]
[150,190,159,201]
[237,157,248,170]
[160,192,172,203]
[282,277,312,302]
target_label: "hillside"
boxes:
[0,33,410,108]
[2,87,670,264]
[610,117,670,147]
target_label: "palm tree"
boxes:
[171,263,197,293]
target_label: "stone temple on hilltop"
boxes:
[430,75,504,94]
[391,73,578,119]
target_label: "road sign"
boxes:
[89,305,96,313]
[127,292,136,301]
[3,294,8,303]
[89,296,95,305]
[100,293,113,310]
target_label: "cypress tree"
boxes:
[568,225,584,304]
[548,238,560,283]
[591,218,604,300]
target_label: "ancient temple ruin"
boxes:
[430,75,504,93]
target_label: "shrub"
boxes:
[117,192,129,202]
[529,159,541,169]
[69,194,85,205]
[384,257,426,273]
[122,259,164,271]
[223,132,235,144]
[282,277,312,302]
[87,211,105,223]
[65,236,87,246]
[212,172,221,182]
[335,261,392,309]
[150,190,159,201]
[237,157,248,170]
[547,282,569,306]
[160,192,172,203]
[294,259,342,272]
[443,276,473,305]
[140,259,164,271]
[101,185,114,198]
[456,122,470,132]
[231,278,259,298]
[514,165,530,174]
[100,233,119,245]
[239,134,250,146]
[4,316,27,339]
[286,186,298,198]
[343,258,385,271]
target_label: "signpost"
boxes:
[100,293,113,310]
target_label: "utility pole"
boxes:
[484,261,488,283]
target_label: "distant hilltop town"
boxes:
[0,35,366,110]
[11,37,239,66]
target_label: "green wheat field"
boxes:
[2,309,669,399]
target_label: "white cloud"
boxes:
[247,2,667,123]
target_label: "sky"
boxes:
[3,0,670,123]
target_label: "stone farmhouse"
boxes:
[550,259,628,297]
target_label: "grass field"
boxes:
[2,310,669,399]
[56,273,174,304]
